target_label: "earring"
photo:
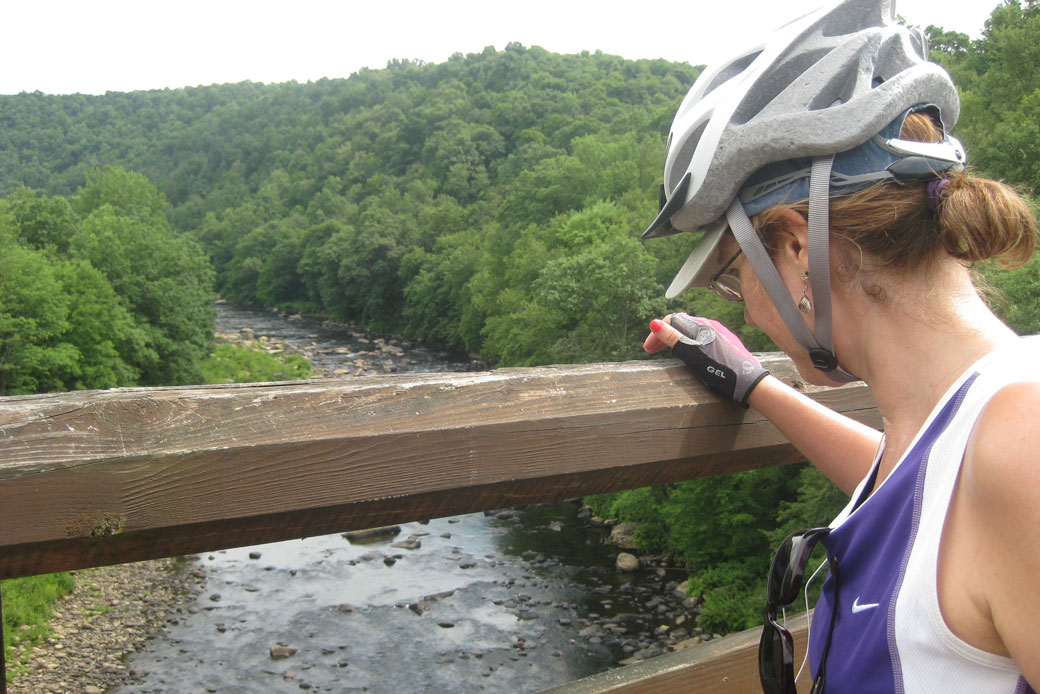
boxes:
[798,272,812,314]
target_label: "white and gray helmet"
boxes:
[643,0,965,380]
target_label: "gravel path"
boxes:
[6,557,205,694]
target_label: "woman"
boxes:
[640,1,1039,692]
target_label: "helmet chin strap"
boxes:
[725,155,859,383]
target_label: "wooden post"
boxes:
[0,356,879,579]
[1,583,6,694]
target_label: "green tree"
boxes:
[1,187,78,254]
[71,169,214,385]
[52,259,142,390]
[0,247,77,395]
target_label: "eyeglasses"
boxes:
[709,248,743,302]
[759,527,839,694]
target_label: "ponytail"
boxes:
[936,174,1037,268]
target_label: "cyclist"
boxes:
[641,1,1039,691]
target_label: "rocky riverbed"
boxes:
[105,504,710,694]
[6,509,711,694]
[6,558,205,694]
[213,303,484,378]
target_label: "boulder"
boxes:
[610,522,639,550]
[341,526,401,544]
[616,552,640,572]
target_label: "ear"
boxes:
[770,208,810,272]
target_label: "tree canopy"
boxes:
[0,169,214,394]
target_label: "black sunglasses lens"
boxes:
[768,529,829,607]
[759,622,794,694]
[759,528,832,694]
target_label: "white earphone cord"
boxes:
[794,558,830,684]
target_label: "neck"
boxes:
[839,264,1016,460]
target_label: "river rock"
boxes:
[610,522,639,550]
[616,552,640,572]
[341,525,401,544]
[270,644,298,659]
[391,535,422,550]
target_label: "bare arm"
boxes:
[747,375,881,495]
[645,318,881,496]
[959,381,1040,686]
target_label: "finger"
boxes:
[647,318,682,349]
[643,331,668,353]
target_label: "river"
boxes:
[113,306,699,694]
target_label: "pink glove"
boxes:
[658,314,768,406]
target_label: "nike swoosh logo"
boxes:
[852,597,881,614]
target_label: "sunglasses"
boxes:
[709,248,743,302]
[759,527,839,694]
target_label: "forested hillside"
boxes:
[2,2,1039,637]
[1,46,719,370]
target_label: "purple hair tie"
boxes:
[926,178,950,212]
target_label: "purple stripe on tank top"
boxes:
[886,372,980,694]
[1015,676,1037,694]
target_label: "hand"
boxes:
[646,314,768,407]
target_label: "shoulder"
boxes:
[961,378,1040,683]
[966,379,1040,503]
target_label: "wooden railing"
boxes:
[0,355,879,692]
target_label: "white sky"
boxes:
[1,0,1002,96]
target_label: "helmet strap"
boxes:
[725,159,858,383]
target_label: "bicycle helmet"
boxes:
[642,0,965,380]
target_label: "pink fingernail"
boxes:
[649,319,664,332]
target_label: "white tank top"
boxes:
[808,336,1039,693]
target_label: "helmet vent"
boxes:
[669,121,707,191]
[818,0,893,39]
[809,65,859,110]
[702,51,761,98]
[731,48,830,125]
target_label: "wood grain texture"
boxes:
[535,619,813,694]
[0,356,879,579]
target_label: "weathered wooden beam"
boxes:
[535,617,813,694]
[0,356,879,579]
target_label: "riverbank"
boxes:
[6,559,205,694]
[214,303,484,379]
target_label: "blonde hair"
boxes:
[752,113,1038,281]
